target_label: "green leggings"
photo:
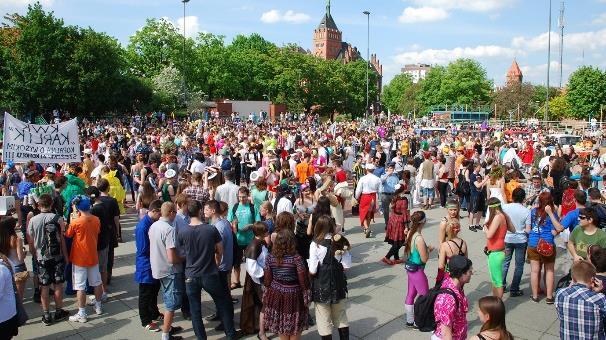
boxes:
[487,250,505,288]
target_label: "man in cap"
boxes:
[66,195,104,323]
[354,163,381,238]
[380,162,399,228]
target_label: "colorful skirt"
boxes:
[262,281,309,335]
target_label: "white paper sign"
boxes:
[2,112,81,163]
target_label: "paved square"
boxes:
[17,207,565,339]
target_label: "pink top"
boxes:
[433,276,469,340]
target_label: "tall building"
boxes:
[506,59,523,86]
[401,63,432,83]
[312,0,383,101]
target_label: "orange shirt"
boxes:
[504,180,520,203]
[66,214,100,267]
[296,161,315,184]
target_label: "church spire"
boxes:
[327,0,331,17]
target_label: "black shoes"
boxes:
[54,309,70,322]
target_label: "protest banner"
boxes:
[2,112,81,163]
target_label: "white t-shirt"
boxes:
[308,234,352,275]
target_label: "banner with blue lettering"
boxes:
[3,112,81,163]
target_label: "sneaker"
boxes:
[510,290,524,297]
[546,297,555,305]
[88,293,108,306]
[42,313,53,326]
[169,326,183,335]
[406,322,418,329]
[144,322,161,332]
[53,309,70,322]
[69,313,88,323]
[95,305,103,315]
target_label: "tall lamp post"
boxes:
[181,0,190,108]
[363,10,370,121]
[545,0,552,123]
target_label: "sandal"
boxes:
[230,283,242,290]
[530,296,540,303]
[545,297,555,305]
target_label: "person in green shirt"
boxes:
[227,186,260,288]
[568,207,606,261]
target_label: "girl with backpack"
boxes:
[309,215,351,340]
[404,211,433,328]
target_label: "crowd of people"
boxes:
[0,113,605,339]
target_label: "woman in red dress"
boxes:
[382,183,411,265]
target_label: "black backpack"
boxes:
[40,215,61,260]
[414,283,459,332]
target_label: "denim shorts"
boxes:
[422,187,435,198]
[160,273,184,312]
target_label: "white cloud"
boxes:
[176,15,200,38]
[511,29,606,52]
[520,61,571,79]
[393,45,516,65]
[260,9,311,24]
[398,7,449,23]
[594,13,606,25]
[409,0,517,12]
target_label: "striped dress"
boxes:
[262,254,310,335]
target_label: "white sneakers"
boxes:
[69,313,88,323]
[87,293,109,306]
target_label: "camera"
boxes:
[469,224,483,232]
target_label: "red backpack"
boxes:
[560,188,576,217]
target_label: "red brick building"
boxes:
[312,1,383,104]
[506,59,523,86]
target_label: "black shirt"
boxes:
[99,195,120,244]
[90,202,112,250]
[177,223,222,277]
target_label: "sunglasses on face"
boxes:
[579,215,588,220]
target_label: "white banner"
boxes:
[2,112,81,163]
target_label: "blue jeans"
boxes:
[186,273,236,340]
[502,242,527,292]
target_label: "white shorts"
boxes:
[72,264,102,291]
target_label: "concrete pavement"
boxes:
[16,205,566,340]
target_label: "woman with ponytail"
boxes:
[403,211,433,328]
[470,296,514,340]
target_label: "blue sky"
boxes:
[2,0,605,87]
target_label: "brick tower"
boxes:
[506,59,523,86]
[313,0,342,60]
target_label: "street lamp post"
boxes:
[181,0,190,108]
[363,10,370,121]
[545,0,552,123]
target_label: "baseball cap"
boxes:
[448,255,472,278]
[45,167,56,174]
[365,163,376,171]
[72,195,91,212]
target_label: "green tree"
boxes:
[383,73,413,114]
[538,94,571,120]
[125,18,182,79]
[491,83,535,119]
[567,66,606,120]
[152,65,183,111]
[71,28,125,115]
[417,65,446,114]
[2,3,79,115]
[440,58,492,106]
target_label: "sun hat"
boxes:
[249,171,260,182]
[165,169,176,179]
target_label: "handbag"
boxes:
[533,213,554,257]
[0,254,28,326]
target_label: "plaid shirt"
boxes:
[555,283,606,340]
[183,184,210,204]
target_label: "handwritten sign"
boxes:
[3,112,81,163]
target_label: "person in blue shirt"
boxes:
[380,163,400,227]
[527,192,566,304]
[135,199,163,332]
